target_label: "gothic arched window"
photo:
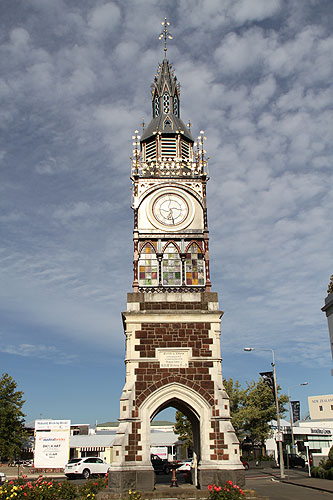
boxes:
[138,244,158,287]
[162,243,181,286]
[154,96,159,117]
[185,243,205,286]
[163,92,170,113]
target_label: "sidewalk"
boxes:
[1,466,66,480]
[260,467,333,495]
[281,475,333,494]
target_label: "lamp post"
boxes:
[244,347,285,479]
[288,382,308,455]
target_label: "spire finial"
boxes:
[158,17,173,55]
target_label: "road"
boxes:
[2,465,333,499]
[246,468,332,499]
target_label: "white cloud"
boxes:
[0,343,78,365]
[214,28,275,74]
[53,201,114,220]
[35,157,69,176]
[10,27,30,46]
[231,0,281,24]
[0,0,332,421]
[88,2,121,35]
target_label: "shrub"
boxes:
[328,446,333,462]
[318,466,327,479]
[58,480,78,499]
[311,466,319,477]
[126,490,142,500]
[0,474,109,500]
[258,454,275,462]
[78,476,109,499]
[207,481,244,499]
[325,468,333,480]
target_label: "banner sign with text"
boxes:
[291,401,300,423]
[34,420,70,468]
[259,371,275,399]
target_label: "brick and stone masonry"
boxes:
[109,292,244,491]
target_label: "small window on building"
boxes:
[319,405,323,411]
[331,405,333,411]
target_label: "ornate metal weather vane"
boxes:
[158,17,173,54]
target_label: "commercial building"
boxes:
[308,394,333,419]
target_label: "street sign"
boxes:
[276,432,284,442]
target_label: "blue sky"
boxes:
[0,0,332,426]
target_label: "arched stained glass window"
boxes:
[162,243,181,286]
[138,245,158,287]
[185,244,205,286]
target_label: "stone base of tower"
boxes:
[108,467,155,492]
[197,467,245,489]
[108,467,245,493]
[109,292,244,492]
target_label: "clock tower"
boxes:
[109,20,244,492]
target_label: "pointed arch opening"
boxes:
[162,243,182,286]
[139,383,211,485]
[185,243,205,287]
[138,243,158,287]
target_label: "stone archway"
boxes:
[141,382,210,467]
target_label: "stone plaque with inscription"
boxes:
[156,348,192,368]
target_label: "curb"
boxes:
[281,479,333,494]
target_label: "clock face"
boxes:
[153,193,189,226]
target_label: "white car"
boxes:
[64,457,110,479]
[0,471,6,483]
[177,460,192,473]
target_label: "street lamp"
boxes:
[288,382,308,455]
[243,347,285,479]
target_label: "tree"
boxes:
[0,373,27,462]
[327,275,333,295]
[223,378,246,438]
[223,377,288,456]
[174,410,192,447]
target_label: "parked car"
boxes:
[241,459,249,470]
[13,459,32,467]
[177,460,192,473]
[150,454,171,474]
[0,471,6,484]
[284,454,305,468]
[64,457,110,479]
[22,459,33,467]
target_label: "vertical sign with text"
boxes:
[34,419,71,468]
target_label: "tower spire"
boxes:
[158,17,173,55]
